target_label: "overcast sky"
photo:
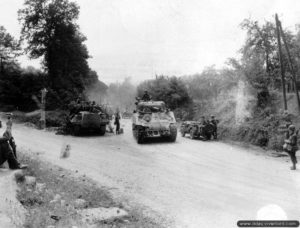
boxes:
[1,0,300,84]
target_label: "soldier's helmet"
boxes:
[289,125,296,131]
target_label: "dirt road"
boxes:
[9,119,300,227]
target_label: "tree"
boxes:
[137,76,193,119]
[18,0,91,103]
[0,26,21,74]
[106,77,137,112]
[240,19,295,90]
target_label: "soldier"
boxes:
[141,90,152,101]
[3,130,17,158]
[114,112,121,135]
[283,125,298,170]
[6,113,13,132]
[0,137,27,169]
[200,116,207,126]
[210,115,218,139]
[4,114,17,157]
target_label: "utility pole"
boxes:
[0,56,5,76]
[275,14,288,111]
[278,20,300,113]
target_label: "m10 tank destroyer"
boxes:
[66,100,109,136]
[68,111,109,136]
[132,101,177,144]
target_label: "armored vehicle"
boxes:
[132,101,177,144]
[67,111,109,136]
[180,121,214,140]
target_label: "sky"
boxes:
[1,0,300,84]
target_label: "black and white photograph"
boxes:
[0,0,300,227]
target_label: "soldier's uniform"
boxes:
[141,91,152,101]
[3,130,17,159]
[0,137,24,169]
[284,125,298,170]
[210,116,218,139]
[114,113,121,134]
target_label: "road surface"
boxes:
[8,120,300,227]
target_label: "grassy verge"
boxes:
[0,110,68,129]
[17,153,162,228]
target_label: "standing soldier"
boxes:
[6,113,13,132]
[4,113,17,157]
[200,116,207,126]
[210,115,218,139]
[114,112,121,135]
[283,125,298,170]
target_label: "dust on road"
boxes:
[9,119,300,228]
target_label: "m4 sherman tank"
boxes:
[132,101,177,144]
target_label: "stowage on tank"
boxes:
[132,101,177,144]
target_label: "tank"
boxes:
[132,101,177,143]
[67,111,109,136]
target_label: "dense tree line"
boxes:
[137,76,193,119]
[0,0,107,111]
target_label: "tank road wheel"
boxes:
[99,125,106,136]
[169,125,177,142]
[190,127,197,139]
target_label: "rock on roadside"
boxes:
[0,169,27,228]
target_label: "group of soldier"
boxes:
[199,115,218,140]
[68,99,104,118]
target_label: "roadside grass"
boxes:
[17,153,162,228]
[0,110,68,129]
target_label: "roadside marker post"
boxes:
[41,88,48,130]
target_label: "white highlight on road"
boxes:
[256,204,287,220]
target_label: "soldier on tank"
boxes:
[283,125,298,170]
[141,90,152,101]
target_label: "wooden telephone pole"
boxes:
[278,20,300,113]
[275,14,288,111]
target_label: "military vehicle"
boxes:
[132,101,177,144]
[180,121,214,140]
[67,111,109,136]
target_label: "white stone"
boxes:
[74,198,87,209]
[25,176,36,187]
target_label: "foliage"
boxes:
[18,0,100,106]
[0,26,21,62]
[0,67,46,111]
[137,76,193,119]
[183,65,239,101]
[239,19,298,90]
[106,77,136,113]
